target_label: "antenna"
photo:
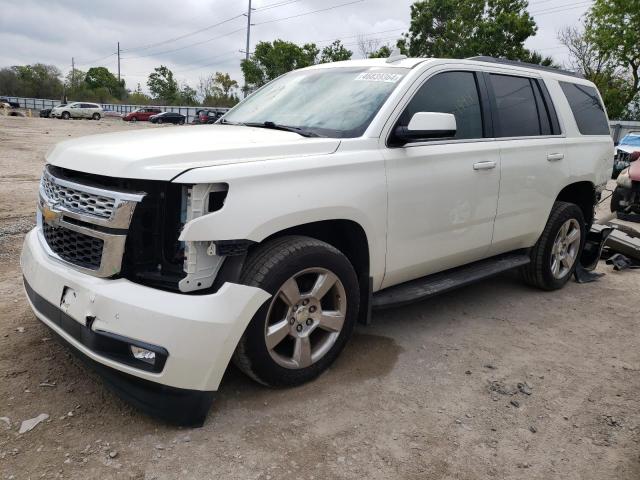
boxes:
[386,48,407,63]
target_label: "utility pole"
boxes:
[71,57,75,86]
[243,0,252,98]
[117,42,121,82]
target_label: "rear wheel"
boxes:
[178,118,185,125]
[521,202,585,290]
[233,236,360,387]
[92,112,101,120]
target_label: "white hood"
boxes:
[46,124,341,180]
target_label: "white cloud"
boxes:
[0,0,591,96]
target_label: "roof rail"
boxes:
[467,56,584,79]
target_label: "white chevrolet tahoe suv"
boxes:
[21,56,613,425]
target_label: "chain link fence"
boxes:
[0,96,229,123]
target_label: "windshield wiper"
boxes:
[243,121,321,137]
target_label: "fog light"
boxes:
[130,346,156,364]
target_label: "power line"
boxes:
[530,0,592,15]
[120,27,246,59]
[121,13,246,53]
[254,0,365,26]
[76,52,117,66]
[254,0,304,12]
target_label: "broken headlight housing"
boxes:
[178,183,229,293]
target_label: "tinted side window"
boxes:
[490,74,540,137]
[559,82,609,135]
[398,71,484,140]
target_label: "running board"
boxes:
[372,251,531,310]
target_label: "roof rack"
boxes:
[467,56,584,79]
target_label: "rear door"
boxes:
[486,73,569,255]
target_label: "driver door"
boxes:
[382,69,500,288]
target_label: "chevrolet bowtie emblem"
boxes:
[41,203,60,222]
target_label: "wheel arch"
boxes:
[256,219,372,324]
[555,181,596,226]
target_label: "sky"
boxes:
[0,0,593,96]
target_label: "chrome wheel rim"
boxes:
[265,267,346,369]
[551,219,581,279]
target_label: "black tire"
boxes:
[157,118,163,124]
[233,235,360,387]
[521,201,586,291]
[61,111,70,120]
[131,116,137,123]
[92,112,101,120]
[610,186,625,214]
[178,118,185,125]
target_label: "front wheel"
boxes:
[178,118,185,125]
[157,118,163,124]
[61,111,70,120]
[131,116,137,123]
[521,202,585,290]
[233,236,360,387]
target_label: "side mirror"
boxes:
[393,112,457,145]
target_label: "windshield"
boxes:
[223,67,406,138]
[620,134,640,147]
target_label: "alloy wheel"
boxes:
[550,218,581,279]
[264,267,347,369]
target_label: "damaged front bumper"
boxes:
[20,228,270,425]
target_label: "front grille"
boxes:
[42,223,104,270]
[42,173,116,219]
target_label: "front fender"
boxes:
[174,149,388,289]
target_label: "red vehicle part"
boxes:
[123,108,162,122]
[629,153,640,181]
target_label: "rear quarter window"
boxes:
[559,82,609,135]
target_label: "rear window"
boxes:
[489,74,540,137]
[559,82,609,135]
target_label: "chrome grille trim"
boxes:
[37,166,145,278]
[40,167,144,229]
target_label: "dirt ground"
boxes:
[0,115,639,480]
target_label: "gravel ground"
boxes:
[0,115,639,479]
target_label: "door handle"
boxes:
[473,161,497,170]
[547,153,564,162]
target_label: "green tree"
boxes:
[11,64,63,98]
[520,50,558,68]
[586,0,640,111]
[128,83,152,105]
[241,40,319,91]
[559,23,636,119]
[84,67,125,99]
[368,45,392,59]
[177,84,198,105]
[199,72,240,107]
[65,68,86,92]
[147,65,179,103]
[0,67,20,95]
[398,0,536,60]
[319,40,353,63]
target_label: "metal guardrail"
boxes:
[0,96,229,123]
